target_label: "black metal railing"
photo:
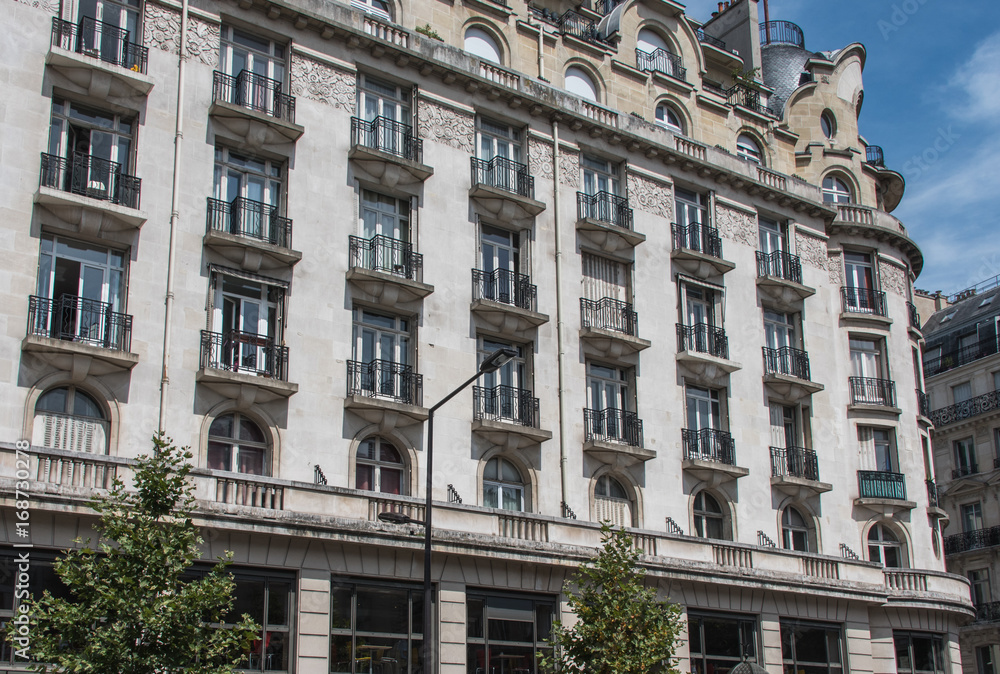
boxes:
[671,223,723,258]
[857,470,906,500]
[906,302,920,330]
[756,250,803,284]
[472,268,537,312]
[27,295,132,351]
[348,234,423,282]
[577,191,633,230]
[473,385,539,427]
[865,145,885,167]
[916,389,931,418]
[593,0,620,14]
[758,20,804,47]
[841,286,888,316]
[976,601,1000,623]
[952,464,980,480]
[580,297,638,336]
[926,479,941,508]
[682,428,736,466]
[200,329,288,380]
[470,156,535,198]
[726,83,780,119]
[930,389,1000,427]
[584,408,643,447]
[677,323,729,359]
[770,446,820,481]
[350,116,422,163]
[51,16,148,73]
[924,339,1000,377]
[39,152,141,209]
[696,28,726,50]
[762,346,811,381]
[206,197,292,248]
[346,359,422,406]
[635,48,686,80]
[558,10,608,46]
[848,376,896,407]
[944,525,1000,555]
[212,70,295,122]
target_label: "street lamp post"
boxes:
[379,347,516,674]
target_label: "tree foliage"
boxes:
[539,523,684,674]
[8,433,259,673]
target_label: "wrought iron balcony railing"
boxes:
[682,428,736,466]
[857,470,906,500]
[926,479,941,508]
[916,389,931,418]
[952,464,980,480]
[346,359,422,406]
[696,28,726,50]
[841,286,887,316]
[348,234,423,282]
[770,446,819,481]
[212,70,296,122]
[865,145,885,167]
[51,16,148,73]
[924,338,1000,377]
[472,268,537,312]
[580,297,638,336]
[848,376,896,407]
[200,329,288,380]
[762,346,811,381]
[206,197,292,248]
[944,525,1000,555]
[726,83,780,119]
[758,20,804,47]
[756,250,803,284]
[27,295,132,352]
[930,389,1000,427]
[351,116,422,163]
[584,408,643,447]
[976,601,1000,623]
[677,323,729,359]
[473,385,539,428]
[593,0,620,15]
[671,223,723,258]
[39,152,141,209]
[558,10,609,46]
[470,156,535,199]
[577,191,633,230]
[635,48,686,80]
[906,301,920,330]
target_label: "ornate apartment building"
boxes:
[0,0,974,670]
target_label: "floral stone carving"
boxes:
[528,139,553,180]
[559,151,579,188]
[794,230,828,269]
[290,55,355,112]
[144,4,219,67]
[715,203,756,248]
[627,173,671,219]
[879,260,908,296]
[417,100,473,153]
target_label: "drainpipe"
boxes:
[158,0,189,432]
[552,120,570,515]
[527,12,545,81]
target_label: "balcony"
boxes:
[670,223,734,277]
[676,323,740,385]
[762,346,823,400]
[926,480,948,520]
[471,269,548,336]
[929,389,1000,427]
[865,145,886,168]
[47,17,153,102]
[726,83,780,119]
[682,428,748,484]
[916,389,931,421]
[975,602,1000,623]
[840,287,890,327]
[576,192,643,250]
[855,470,914,512]
[347,235,433,307]
[770,446,831,498]
[579,298,650,357]
[696,29,726,50]
[944,525,1000,556]
[557,9,611,48]
[635,48,686,81]
[204,197,301,271]
[23,295,138,374]
[906,301,921,336]
[349,116,432,191]
[36,152,146,233]
[472,385,551,448]
[210,70,304,150]
[759,20,804,48]
[469,157,545,221]
[848,376,899,414]
[197,329,297,402]
[755,251,815,306]
[952,464,980,480]
[344,359,428,429]
[583,408,654,466]
[924,338,999,377]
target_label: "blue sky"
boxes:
[681,0,1000,295]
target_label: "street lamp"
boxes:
[378,347,516,674]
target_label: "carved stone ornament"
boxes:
[528,139,553,180]
[827,251,843,286]
[627,173,671,219]
[879,260,907,296]
[715,203,756,248]
[559,150,579,188]
[290,55,355,112]
[14,0,58,14]
[417,100,473,153]
[794,230,828,269]
[144,4,219,67]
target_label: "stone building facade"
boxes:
[0,0,973,671]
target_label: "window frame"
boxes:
[687,610,759,671]
[207,411,270,476]
[655,102,684,134]
[33,385,110,454]
[214,146,285,213]
[219,25,288,85]
[736,133,763,165]
[893,631,946,674]
[867,521,905,568]
[780,505,812,552]
[692,491,727,540]
[955,436,979,476]
[330,578,425,674]
[482,456,526,512]
[780,620,845,674]
[48,98,137,172]
[466,591,556,674]
[355,436,407,495]
[822,174,853,204]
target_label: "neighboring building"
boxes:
[922,278,1000,674]
[0,0,972,670]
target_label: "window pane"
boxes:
[238,447,264,475]
[703,617,742,657]
[467,597,485,638]
[356,587,409,635]
[330,634,353,674]
[356,464,374,491]
[380,467,402,495]
[208,442,232,471]
[331,586,353,630]
[230,578,265,623]
[267,581,291,626]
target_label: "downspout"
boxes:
[552,121,570,516]
[158,0,189,432]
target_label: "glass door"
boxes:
[360,76,411,154]
[844,252,875,310]
[675,188,707,250]
[587,364,627,439]
[219,277,277,372]
[77,0,141,65]
[480,225,519,303]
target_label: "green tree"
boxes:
[7,433,259,673]
[540,523,684,674]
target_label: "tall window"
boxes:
[478,224,525,305]
[483,457,525,511]
[764,310,796,351]
[352,309,410,366]
[358,75,411,153]
[978,645,996,674]
[969,568,992,606]
[781,621,844,674]
[478,338,527,392]
[693,491,725,539]
[581,252,630,303]
[565,66,597,101]
[207,412,267,475]
[220,26,287,106]
[594,474,632,527]
[781,506,810,551]
[32,386,109,454]
[962,502,985,533]
[955,437,979,476]
[209,273,284,374]
[478,118,522,163]
[843,251,878,311]
[894,632,946,674]
[687,386,721,432]
[464,27,501,63]
[953,381,973,404]
[688,612,758,672]
[76,0,141,63]
[330,580,423,674]
[581,154,620,197]
[467,593,555,674]
[867,522,903,568]
[822,175,852,203]
[586,363,630,413]
[356,437,405,494]
[860,427,897,473]
[758,217,787,255]
[213,147,284,240]
[736,134,762,165]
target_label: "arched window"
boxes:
[356,437,405,494]
[820,111,836,139]
[867,522,904,567]
[655,103,683,134]
[781,506,811,551]
[565,66,597,102]
[33,386,108,453]
[594,475,633,527]
[822,175,853,203]
[736,134,763,165]
[351,0,391,20]
[483,457,524,511]
[464,27,501,64]
[636,28,668,55]
[207,413,268,475]
[693,492,726,540]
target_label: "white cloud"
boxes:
[948,30,1000,124]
